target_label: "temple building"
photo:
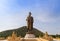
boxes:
[7,31,20,41]
[43,32,53,41]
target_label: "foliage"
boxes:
[0,26,44,38]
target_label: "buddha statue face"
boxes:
[29,12,31,16]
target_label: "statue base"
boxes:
[25,30,35,38]
[25,34,35,38]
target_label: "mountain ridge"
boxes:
[0,26,44,38]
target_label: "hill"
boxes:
[0,26,44,38]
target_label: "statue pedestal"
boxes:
[25,34,35,38]
[25,31,35,38]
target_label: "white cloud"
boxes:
[0,0,60,34]
[0,0,30,31]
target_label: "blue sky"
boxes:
[0,0,60,35]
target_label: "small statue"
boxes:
[26,12,34,31]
